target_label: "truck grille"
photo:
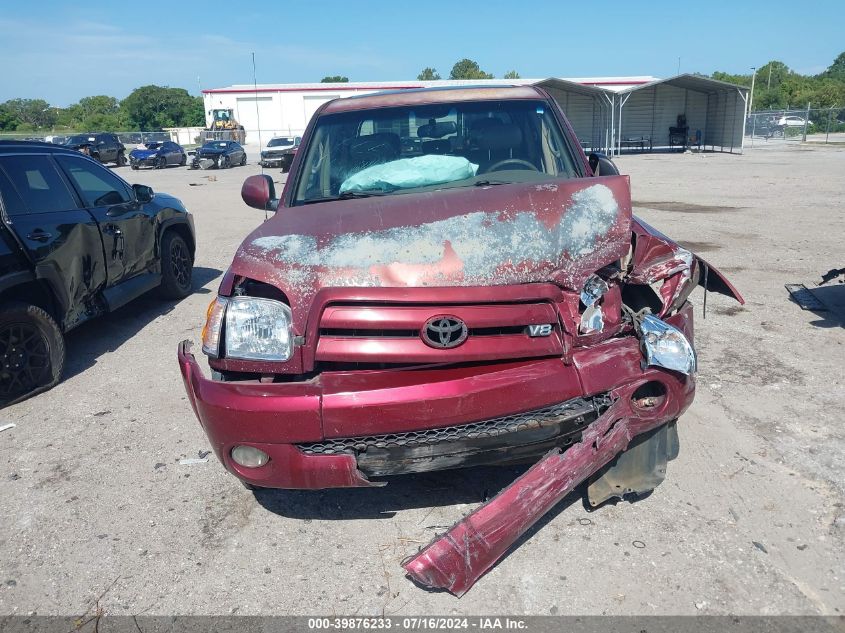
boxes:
[297,393,612,456]
[314,302,564,365]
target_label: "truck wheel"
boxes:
[116,152,127,167]
[0,302,65,407]
[159,231,193,299]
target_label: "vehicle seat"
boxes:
[470,121,526,170]
[346,133,400,171]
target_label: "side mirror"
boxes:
[241,174,279,212]
[133,184,155,203]
[588,152,620,176]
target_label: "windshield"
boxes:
[268,137,294,147]
[202,142,229,150]
[66,135,97,145]
[293,99,578,204]
[143,142,163,150]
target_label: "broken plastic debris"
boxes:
[0,423,15,433]
[179,450,211,465]
[580,274,609,307]
[579,305,604,334]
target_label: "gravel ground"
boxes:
[0,144,843,616]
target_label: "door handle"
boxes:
[102,224,122,236]
[26,230,52,242]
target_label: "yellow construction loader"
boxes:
[202,109,246,144]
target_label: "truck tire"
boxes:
[159,231,193,299]
[0,302,65,407]
[116,152,127,167]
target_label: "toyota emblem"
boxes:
[422,315,468,349]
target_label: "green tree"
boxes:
[503,70,521,79]
[121,85,201,130]
[449,59,494,80]
[185,96,205,127]
[0,102,21,131]
[2,98,57,129]
[822,51,845,81]
[417,67,441,80]
[320,76,349,83]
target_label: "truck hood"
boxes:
[231,176,632,315]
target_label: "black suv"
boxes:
[0,141,195,406]
[64,133,127,167]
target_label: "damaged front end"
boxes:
[400,216,743,597]
[179,170,743,598]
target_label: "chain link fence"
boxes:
[745,106,845,147]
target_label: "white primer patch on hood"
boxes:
[248,183,620,289]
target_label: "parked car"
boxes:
[259,136,301,168]
[64,133,127,166]
[776,115,808,128]
[0,141,195,406]
[278,145,298,173]
[178,86,742,502]
[190,140,246,169]
[129,141,188,169]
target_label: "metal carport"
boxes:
[532,78,617,155]
[614,74,750,155]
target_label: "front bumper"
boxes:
[190,155,222,169]
[178,305,696,489]
[130,155,159,167]
[259,155,284,167]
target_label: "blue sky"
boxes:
[2,0,843,105]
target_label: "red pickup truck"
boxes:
[178,85,742,503]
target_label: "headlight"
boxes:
[225,297,293,361]
[639,314,696,375]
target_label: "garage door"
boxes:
[235,96,274,144]
[304,95,338,129]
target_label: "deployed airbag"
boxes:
[340,155,478,193]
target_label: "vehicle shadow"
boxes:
[254,464,533,520]
[254,462,588,525]
[63,266,222,380]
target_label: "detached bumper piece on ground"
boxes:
[402,377,686,597]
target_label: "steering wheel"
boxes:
[483,158,539,173]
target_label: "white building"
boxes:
[202,75,749,154]
[201,77,654,141]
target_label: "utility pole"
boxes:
[767,64,772,90]
[749,67,757,113]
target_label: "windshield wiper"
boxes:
[473,179,510,187]
[302,190,389,205]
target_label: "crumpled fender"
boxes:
[630,217,744,305]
